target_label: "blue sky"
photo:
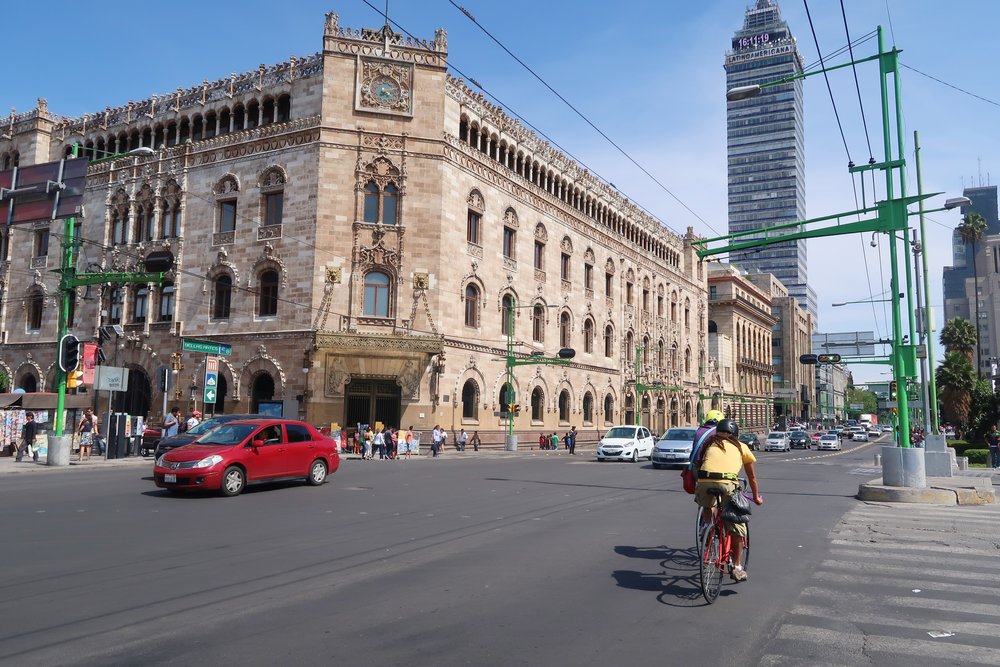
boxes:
[5,1,998,383]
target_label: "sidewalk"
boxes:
[858,470,997,505]
[0,453,152,475]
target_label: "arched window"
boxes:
[258,270,279,317]
[559,312,571,347]
[109,287,124,325]
[532,304,545,343]
[461,379,479,420]
[363,181,379,223]
[363,271,391,317]
[684,298,691,328]
[132,286,148,323]
[604,325,614,357]
[382,183,398,225]
[531,387,544,421]
[158,282,174,321]
[625,332,634,359]
[558,390,570,423]
[583,392,594,424]
[658,340,665,368]
[501,294,514,336]
[684,347,692,374]
[277,94,291,122]
[112,210,127,245]
[464,284,480,327]
[603,394,614,425]
[161,200,180,239]
[27,291,43,331]
[213,275,232,320]
[583,319,594,354]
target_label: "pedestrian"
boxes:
[363,426,374,460]
[470,430,481,452]
[431,424,441,457]
[405,426,414,459]
[539,433,547,450]
[389,428,398,459]
[15,412,39,463]
[78,407,99,462]
[186,410,202,431]
[550,432,559,451]
[373,428,386,459]
[458,428,468,452]
[986,426,1000,469]
[565,426,577,455]
[162,407,181,438]
[439,428,448,453]
[339,426,348,454]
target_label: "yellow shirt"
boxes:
[700,441,756,477]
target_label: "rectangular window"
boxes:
[626,282,634,305]
[109,288,123,325]
[264,192,283,226]
[560,253,570,281]
[219,200,237,233]
[584,264,593,290]
[709,285,717,300]
[605,272,613,297]
[133,288,148,324]
[467,210,481,244]
[642,289,649,312]
[503,227,516,259]
[534,242,545,270]
[0,230,8,259]
[34,230,49,257]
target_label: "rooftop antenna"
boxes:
[384,0,391,51]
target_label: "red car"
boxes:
[153,419,339,496]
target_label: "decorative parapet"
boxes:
[51,53,324,137]
[323,12,447,63]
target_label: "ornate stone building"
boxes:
[0,13,709,440]
[706,264,775,432]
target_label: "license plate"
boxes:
[164,474,177,483]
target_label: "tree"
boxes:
[957,212,987,375]
[966,378,999,444]
[936,350,975,430]
[846,388,877,416]
[939,317,977,361]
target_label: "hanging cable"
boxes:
[901,63,1000,109]
[802,0,852,163]
[839,0,874,162]
[445,1,714,234]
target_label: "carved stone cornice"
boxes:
[315,331,444,354]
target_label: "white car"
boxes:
[852,430,869,442]
[817,434,842,451]
[596,425,655,462]
[765,431,790,452]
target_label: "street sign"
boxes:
[850,403,864,410]
[204,357,219,404]
[879,401,898,409]
[182,338,232,355]
[95,366,130,392]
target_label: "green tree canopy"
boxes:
[937,350,976,428]
[940,317,977,360]
[957,212,987,246]
[846,388,877,416]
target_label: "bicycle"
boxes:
[695,479,751,604]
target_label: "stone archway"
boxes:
[251,372,275,413]
[112,365,152,418]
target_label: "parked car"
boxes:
[817,433,842,451]
[789,430,810,449]
[738,432,761,451]
[852,430,870,442]
[153,419,339,496]
[153,413,263,460]
[765,431,790,452]
[596,425,655,462]
[651,427,698,469]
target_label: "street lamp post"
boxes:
[502,299,573,450]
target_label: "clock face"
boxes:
[372,76,401,105]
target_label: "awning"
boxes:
[18,393,93,410]
[0,394,21,407]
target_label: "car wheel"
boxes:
[220,466,245,497]
[631,449,638,463]
[307,459,327,486]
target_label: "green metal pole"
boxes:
[634,345,641,427]
[54,145,81,436]
[877,26,910,448]
[505,299,515,446]
[913,130,940,433]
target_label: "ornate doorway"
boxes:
[112,366,152,418]
[345,379,401,429]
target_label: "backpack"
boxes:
[682,427,716,494]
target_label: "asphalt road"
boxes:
[0,438,884,666]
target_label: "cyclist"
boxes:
[691,409,724,464]
[694,418,763,582]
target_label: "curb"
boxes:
[857,477,996,505]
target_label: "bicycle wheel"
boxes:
[741,521,750,571]
[699,524,723,604]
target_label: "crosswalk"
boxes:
[758,502,1000,666]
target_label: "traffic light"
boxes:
[889,380,898,401]
[58,334,81,373]
[507,403,521,415]
[817,353,842,363]
[66,370,84,389]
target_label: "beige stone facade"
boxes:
[0,13,710,442]
[707,264,775,432]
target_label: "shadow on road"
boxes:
[612,544,715,607]
[485,477,679,493]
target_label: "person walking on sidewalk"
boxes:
[987,426,1000,469]
[405,426,414,459]
[565,426,577,455]
[431,425,441,457]
[162,407,181,438]
[458,429,468,452]
[550,432,559,451]
[470,430,481,452]
[15,412,39,463]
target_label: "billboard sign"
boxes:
[812,331,877,358]
[0,157,87,225]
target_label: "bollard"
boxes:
[874,453,882,466]
[957,456,969,471]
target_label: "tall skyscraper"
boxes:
[724,0,816,318]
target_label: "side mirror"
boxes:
[250,439,265,448]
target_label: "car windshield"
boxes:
[821,435,837,440]
[662,428,697,441]
[195,423,258,446]
[605,427,637,439]
[767,432,784,439]
[739,434,754,441]
[187,418,225,436]
[791,431,807,437]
